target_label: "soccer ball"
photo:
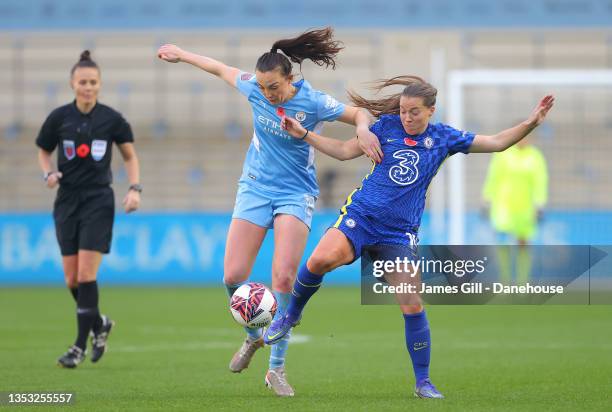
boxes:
[229,282,277,328]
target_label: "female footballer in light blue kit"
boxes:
[157,28,382,396]
[265,76,554,399]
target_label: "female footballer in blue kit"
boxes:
[265,76,555,398]
[157,28,382,396]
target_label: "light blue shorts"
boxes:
[232,183,316,230]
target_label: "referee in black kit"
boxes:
[36,51,142,368]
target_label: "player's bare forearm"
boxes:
[118,143,141,185]
[179,51,239,87]
[37,149,54,174]
[305,133,363,161]
[496,121,537,150]
[471,95,554,153]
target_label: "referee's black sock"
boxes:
[69,287,78,302]
[74,281,100,351]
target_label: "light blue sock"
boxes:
[269,291,291,369]
[225,281,262,341]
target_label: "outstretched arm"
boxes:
[281,116,364,161]
[157,44,240,89]
[470,95,555,153]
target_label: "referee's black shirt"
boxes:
[35,101,134,189]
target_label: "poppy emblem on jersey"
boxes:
[404,138,418,146]
[63,140,75,160]
[240,73,254,81]
[295,111,306,122]
[91,140,108,161]
[276,107,286,117]
[424,137,434,149]
[76,144,90,158]
[346,218,356,228]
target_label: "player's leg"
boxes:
[265,228,354,345]
[386,264,442,399]
[57,250,103,368]
[265,214,309,396]
[62,256,78,302]
[54,195,90,368]
[78,188,114,364]
[225,218,268,372]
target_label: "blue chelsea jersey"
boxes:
[236,72,345,196]
[348,114,475,232]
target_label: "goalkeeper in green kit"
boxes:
[483,136,548,286]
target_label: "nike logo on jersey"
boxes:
[386,139,396,142]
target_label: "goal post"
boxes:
[446,69,612,244]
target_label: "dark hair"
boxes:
[255,27,344,77]
[348,75,437,118]
[70,50,99,76]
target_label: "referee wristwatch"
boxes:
[129,184,143,193]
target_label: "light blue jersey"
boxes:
[236,72,345,197]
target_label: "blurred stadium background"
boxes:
[1,0,611,284]
[2,2,612,411]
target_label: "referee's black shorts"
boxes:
[53,186,115,256]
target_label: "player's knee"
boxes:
[271,263,298,291]
[308,248,344,274]
[64,273,78,289]
[76,268,97,283]
[223,265,250,285]
[271,276,294,293]
[401,303,424,314]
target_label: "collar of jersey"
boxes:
[71,99,98,117]
[403,123,432,140]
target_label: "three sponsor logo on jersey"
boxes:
[385,135,435,186]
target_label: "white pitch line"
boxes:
[112,335,312,353]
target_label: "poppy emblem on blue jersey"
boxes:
[424,137,434,149]
[63,140,75,160]
[295,111,306,122]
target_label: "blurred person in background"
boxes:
[264,75,554,399]
[158,27,382,397]
[482,135,548,285]
[36,51,142,368]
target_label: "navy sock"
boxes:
[69,287,78,302]
[404,311,431,383]
[75,281,100,350]
[286,264,324,322]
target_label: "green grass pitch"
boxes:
[1,287,611,411]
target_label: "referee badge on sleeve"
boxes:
[91,140,108,161]
[63,140,75,160]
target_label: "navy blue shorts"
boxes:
[332,207,419,262]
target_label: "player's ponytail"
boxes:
[255,27,344,77]
[70,50,100,76]
[348,76,437,117]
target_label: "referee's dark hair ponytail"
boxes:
[255,27,344,77]
[71,50,100,76]
[348,76,438,118]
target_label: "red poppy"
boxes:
[77,144,90,158]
